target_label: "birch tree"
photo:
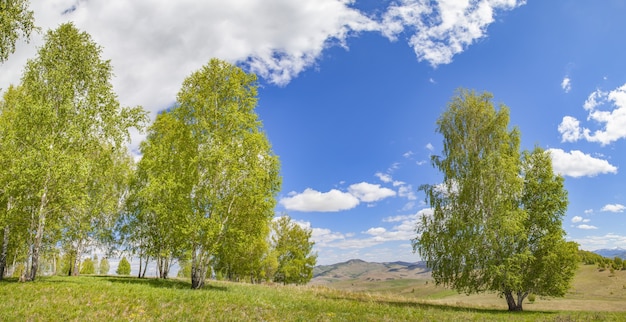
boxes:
[134,58,281,289]
[415,89,577,311]
[1,23,145,281]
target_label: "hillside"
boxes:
[312,259,430,285]
[311,260,626,312]
[594,248,626,259]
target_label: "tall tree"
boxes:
[271,216,317,285]
[0,0,37,63]
[415,89,577,311]
[130,59,281,289]
[1,23,145,281]
[126,111,194,279]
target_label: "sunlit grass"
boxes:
[1,275,624,321]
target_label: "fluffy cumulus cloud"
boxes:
[279,188,359,212]
[280,181,396,212]
[601,204,625,213]
[558,116,583,142]
[0,0,526,159]
[1,0,525,112]
[547,148,618,178]
[381,0,525,66]
[571,216,583,223]
[348,182,396,202]
[559,84,626,145]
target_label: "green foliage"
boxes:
[80,258,96,275]
[415,89,577,311]
[1,275,625,320]
[0,22,146,281]
[579,249,605,265]
[0,0,37,63]
[527,293,536,303]
[99,257,110,275]
[125,58,281,288]
[613,257,623,270]
[116,257,131,276]
[271,216,317,285]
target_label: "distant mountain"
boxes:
[593,248,626,259]
[311,259,430,285]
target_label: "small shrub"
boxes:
[528,293,536,303]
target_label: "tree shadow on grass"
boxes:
[101,275,228,291]
[316,290,561,317]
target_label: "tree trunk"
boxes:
[29,211,46,281]
[0,225,9,280]
[191,247,207,289]
[1,199,13,280]
[504,291,524,311]
[142,255,149,278]
[27,185,49,281]
[138,255,143,278]
[72,243,82,276]
[158,256,170,279]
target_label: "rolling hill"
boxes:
[311,259,430,285]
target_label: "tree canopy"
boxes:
[123,58,281,288]
[0,22,146,281]
[270,216,317,285]
[0,0,37,63]
[415,89,578,311]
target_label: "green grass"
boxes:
[1,275,625,321]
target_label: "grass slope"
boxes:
[1,272,624,321]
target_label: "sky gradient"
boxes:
[2,0,625,266]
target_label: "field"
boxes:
[316,264,626,312]
[1,265,626,321]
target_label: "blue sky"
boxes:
[2,1,626,266]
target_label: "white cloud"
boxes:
[280,188,359,212]
[558,116,582,142]
[311,227,348,247]
[365,227,387,235]
[547,148,618,178]
[561,76,571,93]
[381,0,525,66]
[571,216,583,223]
[398,184,417,200]
[348,182,396,202]
[572,233,626,251]
[375,172,393,183]
[403,151,414,158]
[562,84,626,146]
[601,204,625,213]
[280,182,396,212]
[425,143,434,151]
[577,224,598,230]
[0,0,526,155]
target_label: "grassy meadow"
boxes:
[2,264,626,321]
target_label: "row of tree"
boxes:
[0,22,316,287]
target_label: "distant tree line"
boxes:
[0,20,316,287]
